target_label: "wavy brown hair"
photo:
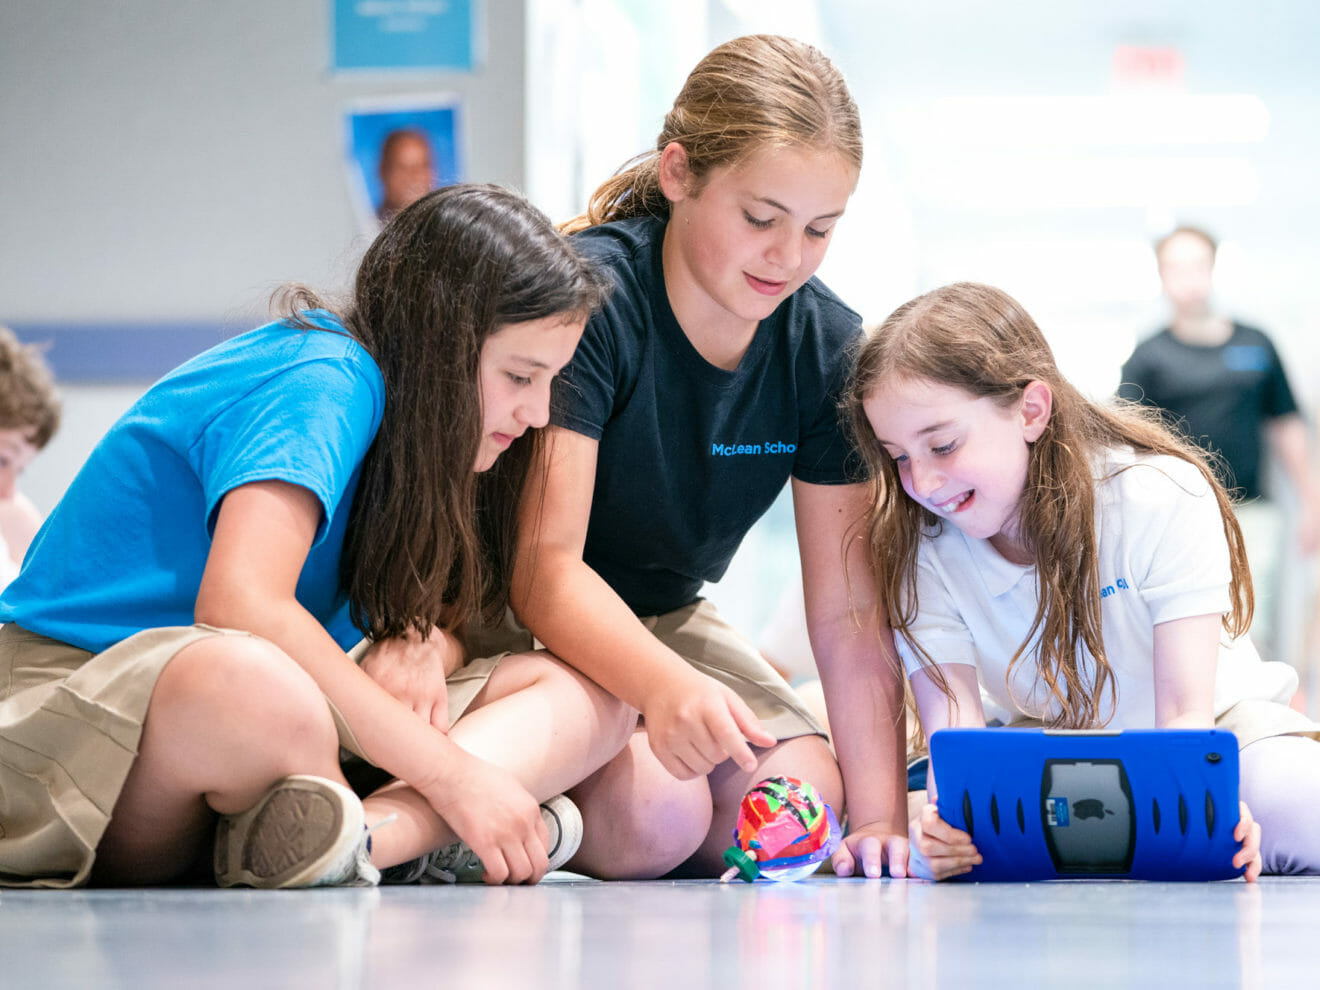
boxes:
[0,326,61,447]
[561,34,862,233]
[279,183,610,641]
[843,282,1252,728]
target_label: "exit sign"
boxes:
[1112,45,1185,90]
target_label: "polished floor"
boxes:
[3,874,1318,989]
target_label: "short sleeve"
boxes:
[551,310,619,441]
[1124,461,1234,624]
[789,290,864,485]
[896,549,979,676]
[1261,337,1300,420]
[552,228,648,442]
[192,357,382,543]
[1117,341,1157,405]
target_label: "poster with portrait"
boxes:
[343,94,463,235]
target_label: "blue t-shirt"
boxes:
[0,315,385,653]
[557,216,864,616]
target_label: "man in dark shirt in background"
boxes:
[1120,225,1318,672]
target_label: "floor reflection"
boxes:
[1,876,1316,989]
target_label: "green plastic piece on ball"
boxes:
[722,846,760,882]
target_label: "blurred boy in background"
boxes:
[0,326,60,587]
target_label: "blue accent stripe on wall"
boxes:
[5,322,238,384]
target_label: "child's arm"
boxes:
[198,479,548,882]
[908,663,984,880]
[0,489,44,565]
[1151,613,1219,729]
[1151,612,1262,879]
[789,478,909,878]
[511,427,775,778]
[1265,413,1320,554]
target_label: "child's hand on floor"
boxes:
[908,802,981,881]
[832,822,910,879]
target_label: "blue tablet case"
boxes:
[929,728,1244,881]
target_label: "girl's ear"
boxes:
[1020,380,1053,442]
[657,142,694,204]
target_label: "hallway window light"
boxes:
[907,154,1260,209]
[889,93,1270,147]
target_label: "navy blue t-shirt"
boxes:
[555,216,864,616]
[1118,322,1298,500]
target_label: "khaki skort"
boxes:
[1214,697,1320,749]
[1002,699,1320,749]
[0,623,247,888]
[0,623,505,889]
[465,598,827,743]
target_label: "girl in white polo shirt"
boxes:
[846,281,1320,881]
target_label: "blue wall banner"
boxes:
[332,0,476,72]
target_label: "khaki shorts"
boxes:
[467,599,827,743]
[0,623,508,889]
[0,623,250,888]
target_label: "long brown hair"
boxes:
[843,282,1252,728]
[279,183,610,640]
[562,34,862,233]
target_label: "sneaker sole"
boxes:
[540,794,583,872]
[214,775,365,888]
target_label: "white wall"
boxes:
[6,2,1320,661]
[1,0,528,511]
[694,1,1320,649]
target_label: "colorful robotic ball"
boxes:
[720,775,841,882]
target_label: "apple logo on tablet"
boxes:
[1073,798,1115,821]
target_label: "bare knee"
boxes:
[96,635,342,878]
[576,778,711,880]
[694,735,842,873]
[570,736,712,879]
[1240,736,1320,875]
[150,634,337,761]
[589,681,638,759]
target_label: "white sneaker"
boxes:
[214,775,381,888]
[382,794,583,884]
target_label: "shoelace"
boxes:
[418,842,483,884]
[328,813,398,886]
[365,813,398,850]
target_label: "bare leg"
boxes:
[92,636,345,885]
[361,650,635,869]
[1239,735,1320,875]
[566,726,714,880]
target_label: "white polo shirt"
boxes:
[896,448,1297,727]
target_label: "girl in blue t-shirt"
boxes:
[0,183,630,888]
[494,36,911,880]
[844,281,1320,880]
